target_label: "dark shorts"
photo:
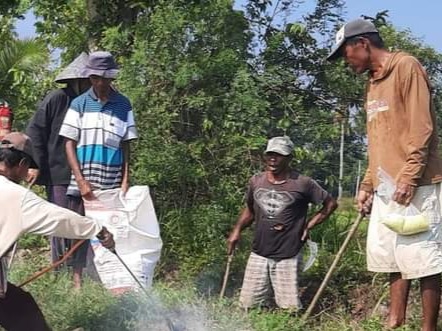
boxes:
[46,185,90,269]
[0,282,51,331]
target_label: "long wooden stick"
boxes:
[219,254,233,298]
[18,239,86,288]
[302,213,364,321]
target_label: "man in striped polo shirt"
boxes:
[59,51,138,289]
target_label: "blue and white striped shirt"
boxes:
[59,88,138,196]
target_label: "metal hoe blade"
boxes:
[112,250,182,331]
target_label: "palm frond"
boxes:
[0,38,48,82]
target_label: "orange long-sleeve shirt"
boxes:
[360,52,442,191]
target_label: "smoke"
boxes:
[120,288,252,331]
[133,298,209,331]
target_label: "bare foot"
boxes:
[73,272,82,291]
[73,266,83,291]
[385,316,406,329]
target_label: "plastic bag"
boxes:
[377,167,396,200]
[381,201,429,235]
[84,186,162,291]
[377,167,429,235]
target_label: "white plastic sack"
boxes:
[84,186,162,291]
[377,167,429,235]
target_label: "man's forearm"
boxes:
[398,68,433,186]
[121,141,130,185]
[26,121,48,171]
[65,138,83,182]
[232,207,254,233]
[399,148,430,186]
[360,168,373,192]
[22,192,102,239]
[309,196,338,227]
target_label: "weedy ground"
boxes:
[4,203,440,331]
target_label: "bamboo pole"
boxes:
[219,254,233,298]
[19,239,86,288]
[302,213,364,321]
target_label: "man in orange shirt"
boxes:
[328,19,442,331]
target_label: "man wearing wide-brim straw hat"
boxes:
[26,52,90,186]
[26,53,92,289]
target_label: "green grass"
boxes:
[10,257,253,331]
[5,210,440,330]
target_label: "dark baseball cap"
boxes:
[0,132,38,168]
[327,18,379,61]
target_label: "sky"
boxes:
[15,1,442,52]
[337,0,442,51]
[234,0,442,52]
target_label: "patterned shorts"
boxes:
[367,183,442,279]
[239,252,301,309]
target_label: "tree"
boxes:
[0,37,50,129]
[0,0,30,43]
[25,0,442,275]
[33,0,148,61]
[0,0,51,130]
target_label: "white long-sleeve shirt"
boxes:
[0,175,103,296]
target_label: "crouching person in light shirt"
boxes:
[0,132,115,331]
